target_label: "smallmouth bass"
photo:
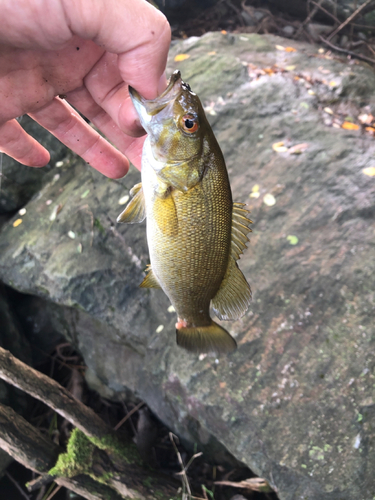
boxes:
[118,70,251,354]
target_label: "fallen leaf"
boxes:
[263,193,276,206]
[329,81,338,87]
[324,107,333,115]
[287,235,299,245]
[272,141,288,153]
[18,208,26,216]
[342,122,359,130]
[285,46,297,52]
[365,126,375,134]
[13,219,22,228]
[68,231,76,239]
[308,90,315,95]
[359,113,373,125]
[362,167,375,176]
[208,51,216,55]
[318,48,325,54]
[81,189,90,199]
[288,143,309,155]
[174,53,190,62]
[275,45,285,51]
[221,30,227,35]
[118,194,130,205]
[156,324,164,333]
[49,204,63,222]
[249,184,260,198]
[285,65,296,71]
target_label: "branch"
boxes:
[0,346,114,444]
[0,347,180,499]
[327,0,375,41]
[0,403,124,500]
[319,35,375,64]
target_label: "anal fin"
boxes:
[211,257,251,321]
[117,183,146,224]
[139,265,161,289]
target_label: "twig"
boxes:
[170,432,191,496]
[113,401,144,431]
[327,0,375,41]
[310,0,341,25]
[45,484,62,500]
[5,471,31,500]
[26,474,54,492]
[319,35,375,64]
[294,0,324,39]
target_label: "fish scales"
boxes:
[144,145,232,326]
[117,70,252,354]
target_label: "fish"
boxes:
[117,70,252,354]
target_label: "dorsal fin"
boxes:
[231,202,252,260]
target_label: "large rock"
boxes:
[0,33,374,499]
[0,115,67,214]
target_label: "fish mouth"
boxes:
[128,70,185,129]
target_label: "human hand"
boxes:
[0,0,171,178]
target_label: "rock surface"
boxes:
[0,33,375,499]
[0,115,67,214]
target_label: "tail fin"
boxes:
[176,321,237,354]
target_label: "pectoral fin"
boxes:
[212,257,252,321]
[117,183,146,224]
[139,265,161,288]
[153,194,178,237]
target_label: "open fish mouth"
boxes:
[129,70,184,117]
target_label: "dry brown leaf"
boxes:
[365,126,375,134]
[288,143,309,155]
[285,46,297,52]
[363,167,375,176]
[342,122,360,130]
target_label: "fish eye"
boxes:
[181,114,199,133]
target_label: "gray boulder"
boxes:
[0,33,374,499]
[0,115,67,214]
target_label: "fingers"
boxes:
[81,52,144,138]
[29,97,130,178]
[65,84,145,169]
[63,0,171,99]
[0,119,50,167]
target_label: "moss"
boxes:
[49,428,95,477]
[88,433,143,465]
[94,218,105,234]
